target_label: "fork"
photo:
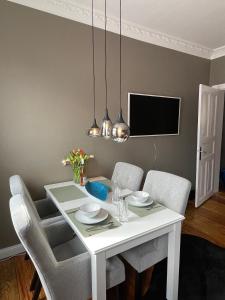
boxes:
[66,207,80,214]
[86,221,114,232]
[146,204,161,210]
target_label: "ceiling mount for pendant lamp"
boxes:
[88,0,100,138]
[101,0,112,139]
[112,0,130,143]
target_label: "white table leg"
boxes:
[166,222,182,300]
[91,252,106,300]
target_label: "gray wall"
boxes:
[210,56,225,169]
[220,115,225,170]
[210,56,225,86]
[0,1,210,248]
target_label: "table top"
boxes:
[44,180,184,255]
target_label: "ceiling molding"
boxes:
[8,0,225,60]
[211,45,225,60]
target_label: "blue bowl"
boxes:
[85,181,109,201]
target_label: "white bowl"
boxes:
[132,191,149,203]
[79,203,101,218]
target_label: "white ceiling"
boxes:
[8,0,225,59]
[78,0,225,49]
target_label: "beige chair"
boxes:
[9,174,64,295]
[121,170,191,299]
[9,175,61,223]
[112,162,144,191]
[10,194,125,300]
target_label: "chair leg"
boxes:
[24,252,29,260]
[135,271,143,300]
[115,283,124,300]
[30,270,38,291]
[32,277,42,300]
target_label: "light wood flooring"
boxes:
[1,193,225,300]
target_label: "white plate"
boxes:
[127,196,153,207]
[75,208,108,224]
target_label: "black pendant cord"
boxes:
[119,0,122,113]
[92,0,96,120]
[104,0,108,111]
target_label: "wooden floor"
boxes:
[182,192,225,248]
[1,193,225,300]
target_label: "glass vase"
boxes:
[73,166,81,184]
[80,165,87,186]
[73,165,87,185]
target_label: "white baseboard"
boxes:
[0,243,25,260]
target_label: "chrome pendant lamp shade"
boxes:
[112,109,130,142]
[101,0,112,139]
[88,117,100,137]
[112,0,130,143]
[88,0,100,137]
[101,107,112,138]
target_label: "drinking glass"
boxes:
[111,180,121,205]
[118,196,128,223]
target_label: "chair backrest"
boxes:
[9,194,57,299]
[111,162,144,191]
[10,194,91,300]
[9,175,40,220]
[143,170,191,215]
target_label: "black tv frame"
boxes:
[128,92,181,137]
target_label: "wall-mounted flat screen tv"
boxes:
[128,93,181,137]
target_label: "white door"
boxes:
[195,84,224,207]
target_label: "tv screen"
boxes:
[128,93,181,137]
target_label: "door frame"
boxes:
[212,83,225,194]
[212,83,225,193]
[212,83,225,90]
[195,84,225,207]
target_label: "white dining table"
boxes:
[44,179,184,300]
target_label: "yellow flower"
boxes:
[62,159,70,166]
[62,159,67,166]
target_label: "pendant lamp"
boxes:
[87,0,100,137]
[112,0,130,143]
[100,0,112,139]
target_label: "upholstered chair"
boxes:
[111,162,144,191]
[10,194,125,300]
[9,175,60,222]
[9,174,63,295]
[121,170,191,299]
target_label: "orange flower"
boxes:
[79,149,85,155]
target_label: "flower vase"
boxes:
[73,165,86,185]
[80,165,87,186]
[73,167,81,184]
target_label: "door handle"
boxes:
[199,147,207,160]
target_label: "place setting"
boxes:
[66,203,120,237]
[126,191,165,217]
